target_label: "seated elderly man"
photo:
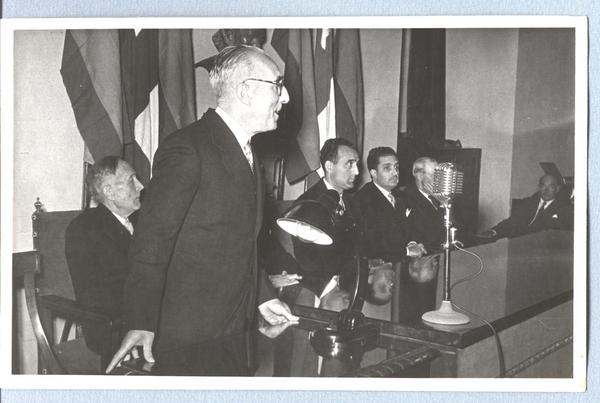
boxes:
[479,174,573,239]
[65,156,144,354]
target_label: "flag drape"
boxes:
[271,29,320,184]
[271,29,364,184]
[61,29,196,186]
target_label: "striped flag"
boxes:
[271,29,364,184]
[315,29,335,149]
[61,29,196,186]
[333,29,364,157]
[271,29,320,184]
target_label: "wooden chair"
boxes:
[15,199,122,374]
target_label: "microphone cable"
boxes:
[449,242,506,378]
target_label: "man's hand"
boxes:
[477,229,497,239]
[407,241,427,258]
[258,298,299,326]
[105,330,155,374]
[408,254,440,283]
[258,320,296,339]
[268,271,302,288]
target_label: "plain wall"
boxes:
[511,28,575,197]
[13,30,85,252]
[446,28,520,230]
[445,28,574,230]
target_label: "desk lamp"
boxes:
[277,190,379,356]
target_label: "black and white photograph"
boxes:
[0,17,587,391]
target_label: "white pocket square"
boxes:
[552,214,559,219]
[405,208,412,217]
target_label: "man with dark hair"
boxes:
[65,156,143,354]
[286,138,361,310]
[355,147,427,305]
[356,147,426,262]
[107,45,297,372]
[480,174,572,238]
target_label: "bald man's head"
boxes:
[538,174,561,201]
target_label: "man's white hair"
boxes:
[208,45,265,102]
[412,156,437,176]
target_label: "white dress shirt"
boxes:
[215,107,253,169]
[110,210,134,235]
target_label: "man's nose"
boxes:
[351,164,359,175]
[279,86,290,104]
[134,177,144,191]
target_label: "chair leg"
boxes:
[37,306,54,374]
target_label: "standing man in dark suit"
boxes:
[288,138,361,310]
[106,45,297,372]
[480,174,571,238]
[65,156,143,354]
[397,156,444,322]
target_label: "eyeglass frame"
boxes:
[243,77,284,96]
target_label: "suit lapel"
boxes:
[365,182,395,216]
[96,204,132,248]
[207,109,255,188]
[206,109,261,233]
[253,147,264,237]
[412,187,438,215]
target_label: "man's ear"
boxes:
[369,168,377,180]
[101,184,114,201]
[237,82,252,105]
[324,160,333,174]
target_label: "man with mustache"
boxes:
[107,45,297,372]
[354,147,426,304]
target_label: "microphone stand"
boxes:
[421,201,470,325]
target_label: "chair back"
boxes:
[14,251,67,374]
[32,199,80,299]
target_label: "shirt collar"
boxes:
[215,106,251,150]
[109,209,131,227]
[323,178,343,196]
[418,188,431,200]
[373,182,393,199]
[539,198,554,208]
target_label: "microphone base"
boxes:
[422,300,470,325]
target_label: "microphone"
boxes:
[431,162,464,207]
[421,161,470,326]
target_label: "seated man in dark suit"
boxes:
[65,156,144,354]
[401,156,445,252]
[397,156,445,322]
[479,174,573,238]
[355,147,427,262]
[354,147,427,305]
[286,138,361,310]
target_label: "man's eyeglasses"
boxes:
[243,78,284,96]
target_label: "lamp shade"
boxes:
[277,201,334,245]
[276,190,342,246]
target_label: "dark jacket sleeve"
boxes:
[124,136,202,332]
[65,219,122,317]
